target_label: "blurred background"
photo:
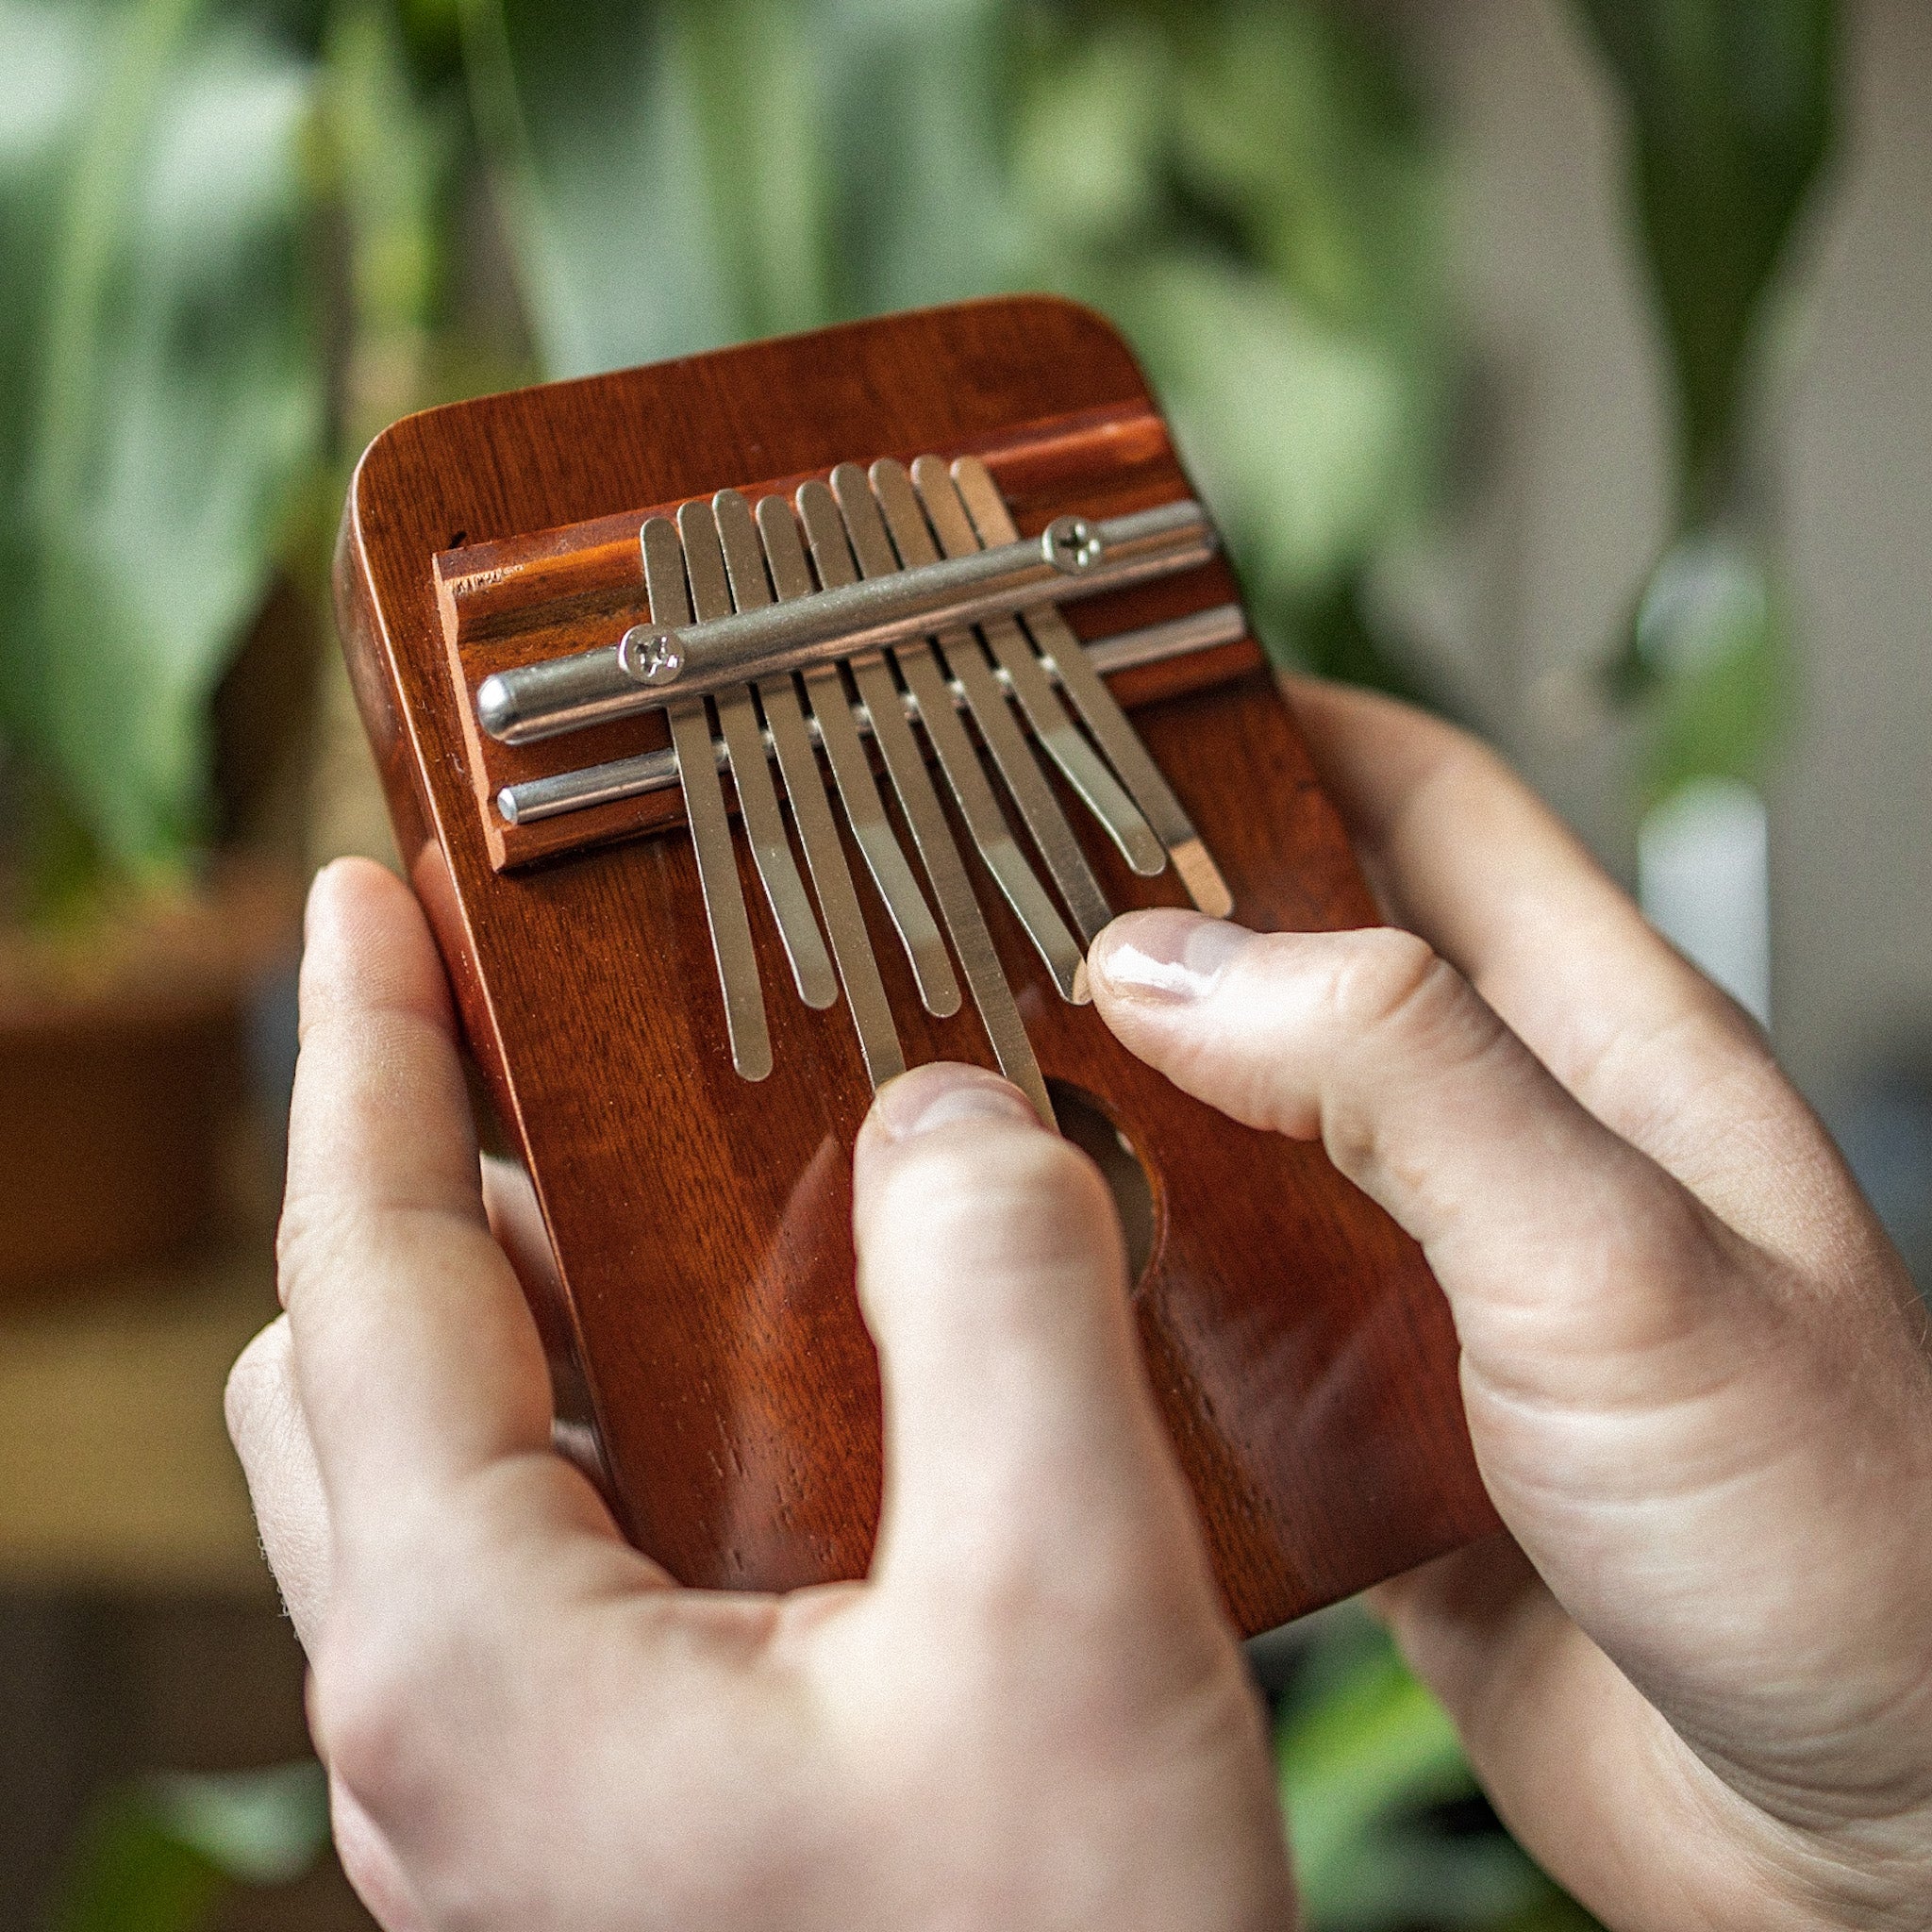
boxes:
[1,0,1925,1924]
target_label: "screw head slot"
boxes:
[1042,515,1104,574]
[618,625,685,687]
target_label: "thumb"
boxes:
[852,1064,1218,1632]
[1086,908,1740,1412]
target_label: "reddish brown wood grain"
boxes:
[335,295,1498,1635]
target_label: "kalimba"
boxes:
[337,297,1496,1634]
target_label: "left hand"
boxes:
[226,857,1292,1932]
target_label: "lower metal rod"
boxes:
[496,603,1246,827]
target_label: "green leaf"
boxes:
[328,0,454,347]
[324,0,471,458]
[1278,1611,1568,1929]
[51,1761,330,1932]
[1012,4,1449,690]
[1009,17,1170,253]
[0,3,97,823]
[666,0,835,338]
[0,4,88,506]
[462,0,830,375]
[463,0,1020,377]
[811,0,1019,317]
[1631,535,1790,803]
[1573,0,1838,511]
[1,0,324,876]
[466,0,1454,706]
[1117,250,1424,608]
[1170,2,1439,340]
[1274,571,1433,700]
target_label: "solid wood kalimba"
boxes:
[337,296,1496,1634]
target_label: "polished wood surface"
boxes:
[336,296,1497,1635]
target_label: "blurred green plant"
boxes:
[47,1760,329,1932]
[0,0,325,902]
[0,0,1448,908]
[0,0,1840,875]
[1278,1609,1600,1932]
[1576,0,1838,803]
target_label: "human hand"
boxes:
[1089,677,1932,1932]
[225,858,1292,1932]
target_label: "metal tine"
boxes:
[871,458,1115,949]
[714,491,906,1087]
[641,517,772,1081]
[950,454,1235,919]
[677,501,838,1013]
[838,462,1089,1006]
[756,496,961,1022]
[911,456,1165,881]
[797,476,1054,1127]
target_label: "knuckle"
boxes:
[1317,933,1507,1181]
[274,1187,346,1305]
[1326,927,1463,1044]
[969,1516,1158,1631]
[953,1549,1088,1656]
[308,1619,415,1794]
[877,1128,1115,1274]
[943,1530,1233,1728]
[921,1493,1140,1651]
[308,1595,463,1821]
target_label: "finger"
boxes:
[480,1155,564,1317]
[226,1316,332,1651]
[1281,675,1733,1061]
[328,1772,429,1932]
[1280,676,1849,1262]
[277,859,556,1560]
[852,1064,1224,1638]
[1089,911,1782,1419]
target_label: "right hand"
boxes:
[1090,676,1932,1932]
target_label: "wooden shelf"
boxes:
[0,1246,278,1594]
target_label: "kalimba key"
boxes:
[338,296,1497,1632]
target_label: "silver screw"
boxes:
[1042,515,1104,574]
[618,625,685,686]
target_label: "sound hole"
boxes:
[1048,1081,1158,1286]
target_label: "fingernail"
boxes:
[1092,911,1251,1002]
[304,858,349,945]
[870,1063,1041,1141]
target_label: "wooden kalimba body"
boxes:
[337,297,1497,1635]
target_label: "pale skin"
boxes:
[227,678,1932,1931]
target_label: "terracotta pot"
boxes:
[0,861,302,1293]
